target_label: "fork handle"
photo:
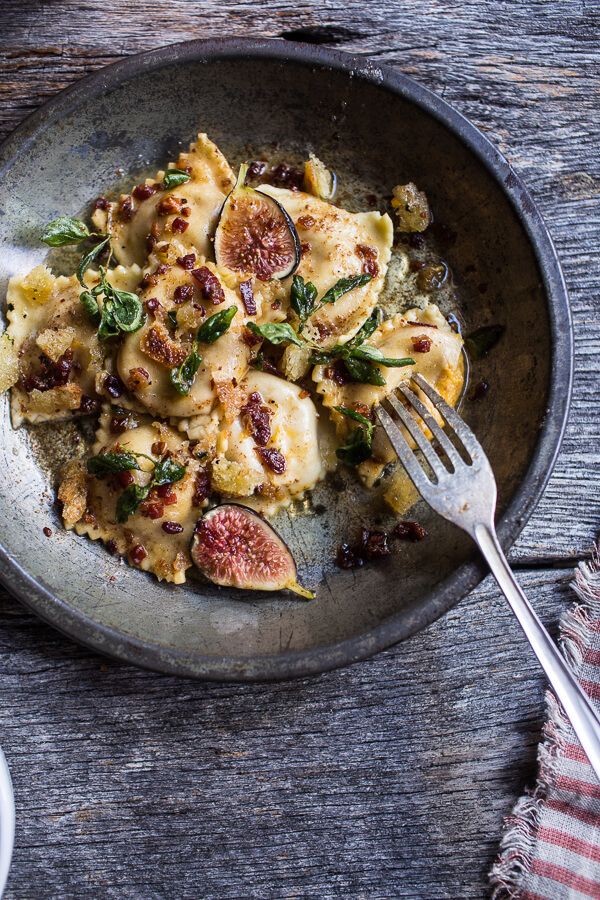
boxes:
[474,523,600,781]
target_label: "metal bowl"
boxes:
[0,39,572,680]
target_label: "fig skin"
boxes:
[191,503,314,599]
[214,164,301,281]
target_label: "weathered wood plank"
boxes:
[0,568,574,898]
[0,1,598,897]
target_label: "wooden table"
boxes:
[1,2,598,896]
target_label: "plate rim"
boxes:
[0,37,573,681]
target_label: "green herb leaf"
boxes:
[163,168,192,189]
[87,452,141,476]
[116,483,150,523]
[334,406,374,430]
[152,457,187,487]
[334,408,375,466]
[41,216,90,246]
[197,306,237,344]
[320,273,373,306]
[343,356,387,386]
[290,275,318,328]
[167,310,178,331]
[109,289,145,333]
[79,291,100,320]
[465,324,504,360]
[350,345,414,368]
[246,321,304,347]
[170,345,202,396]
[347,307,383,348]
[77,236,110,285]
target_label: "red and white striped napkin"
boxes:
[491,543,600,899]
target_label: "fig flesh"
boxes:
[214,164,301,281]
[191,503,314,598]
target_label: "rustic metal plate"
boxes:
[0,39,572,680]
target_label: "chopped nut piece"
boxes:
[58,460,88,528]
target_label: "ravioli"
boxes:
[313,303,464,486]
[92,133,235,267]
[6,263,141,426]
[60,408,206,583]
[117,260,252,423]
[210,370,327,514]
[258,185,393,347]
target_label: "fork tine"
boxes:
[385,394,448,480]
[397,382,463,468]
[375,405,435,492]
[412,373,485,461]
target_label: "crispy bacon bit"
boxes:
[110,408,138,434]
[145,297,161,316]
[139,499,164,520]
[162,521,184,534]
[242,327,262,347]
[191,267,225,305]
[155,484,177,505]
[173,284,194,305]
[157,195,182,216]
[352,402,373,420]
[133,183,158,202]
[300,242,311,256]
[192,468,210,506]
[127,367,151,391]
[336,543,363,569]
[356,244,379,277]
[118,470,135,488]
[141,272,159,290]
[239,280,257,315]
[177,253,196,270]
[393,521,427,542]
[299,389,310,399]
[43,526,52,538]
[269,163,304,191]
[78,394,99,415]
[241,391,272,446]
[157,264,170,276]
[247,160,267,180]
[255,446,286,474]
[118,196,135,222]
[130,545,148,565]
[172,217,189,234]
[141,324,187,367]
[94,196,110,211]
[102,374,124,399]
[298,214,316,229]
[411,335,432,353]
[21,349,74,393]
[359,529,390,559]
[180,206,192,218]
[336,527,391,569]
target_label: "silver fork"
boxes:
[377,372,600,780]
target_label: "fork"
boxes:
[376,372,600,780]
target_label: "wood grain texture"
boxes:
[0,0,599,896]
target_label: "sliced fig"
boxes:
[303,154,337,201]
[214,164,301,281]
[191,503,313,598]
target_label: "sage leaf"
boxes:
[163,169,192,189]
[197,306,237,344]
[41,216,90,246]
